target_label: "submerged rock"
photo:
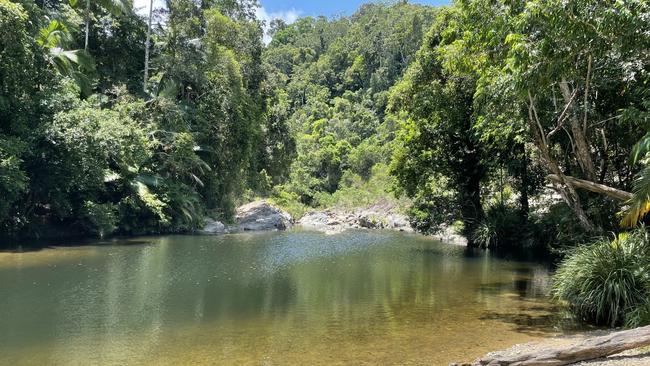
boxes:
[233,201,293,232]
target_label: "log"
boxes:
[547,174,633,202]
[451,325,650,366]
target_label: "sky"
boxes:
[133,0,451,43]
[258,0,450,18]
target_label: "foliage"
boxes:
[389,9,489,239]
[264,2,436,208]
[553,229,650,326]
[1,0,649,257]
[471,202,527,249]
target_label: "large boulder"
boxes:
[233,201,293,232]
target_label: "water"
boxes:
[0,230,572,365]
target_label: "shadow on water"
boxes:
[479,310,561,337]
[0,235,158,253]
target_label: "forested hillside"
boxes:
[2,0,650,256]
[0,0,436,239]
[262,3,436,208]
[1,0,270,238]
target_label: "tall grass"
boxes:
[552,228,650,327]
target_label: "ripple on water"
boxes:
[0,231,577,365]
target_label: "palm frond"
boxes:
[38,20,96,96]
[37,20,72,49]
[621,165,650,227]
[631,133,650,165]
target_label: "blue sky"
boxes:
[134,0,451,43]
[253,0,451,43]
[258,0,451,18]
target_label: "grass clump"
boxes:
[552,228,650,327]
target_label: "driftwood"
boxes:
[547,174,633,202]
[452,325,650,366]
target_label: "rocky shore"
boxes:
[200,200,293,234]
[454,329,650,366]
[200,200,468,245]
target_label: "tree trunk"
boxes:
[559,79,597,181]
[515,143,530,222]
[453,325,650,366]
[527,93,596,232]
[143,0,153,92]
[84,0,90,50]
[458,144,485,244]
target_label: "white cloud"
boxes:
[255,6,301,44]
[131,1,300,45]
[133,0,166,17]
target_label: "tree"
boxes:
[389,9,487,238]
[68,0,132,50]
[444,0,650,232]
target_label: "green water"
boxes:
[0,230,568,365]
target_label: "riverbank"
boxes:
[456,329,650,365]
[200,200,470,246]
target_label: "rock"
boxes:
[432,225,468,246]
[233,201,293,232]
[298,211,344,233]
[386,214,413,232]
[297,207,415,234]
[358,213,384,229]
[200,218,226,234]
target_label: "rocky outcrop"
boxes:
[297,206,413,234]
[232,201,293,232]
[298,211,354,234]
[200,201,293,234]
[200,218,226,234]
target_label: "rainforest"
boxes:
[1,0,650,364]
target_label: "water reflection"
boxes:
[0,231,573,365]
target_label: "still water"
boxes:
[0,230,571,365]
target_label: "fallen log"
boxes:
[547,174,633,202]
[451,325,650,366]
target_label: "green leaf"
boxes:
[631,134,650,165]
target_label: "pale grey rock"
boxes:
[432,225,468,246]
[233,201,293,232]
[297,207,415,234]
[200,218,226,234]
[386,214,413,232]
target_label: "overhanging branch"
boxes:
[547,174,633,202]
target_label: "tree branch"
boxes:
[547,174,632,201]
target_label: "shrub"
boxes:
[553,229,650,327]
[81,201,117,238]
[471,202,528,249]
[625,300,650,328]
[471,219,497,248]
